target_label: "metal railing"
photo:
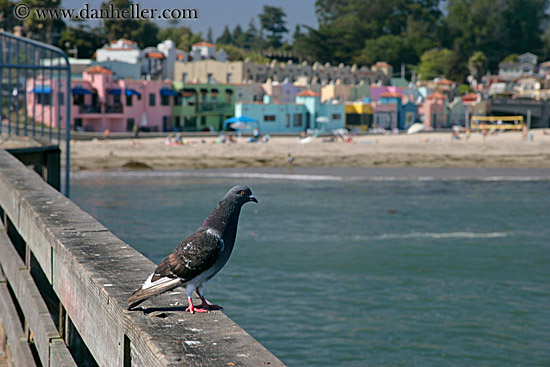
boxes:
[0,31,71,196]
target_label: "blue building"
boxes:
[373,92,418,130]
[235,89,345,133]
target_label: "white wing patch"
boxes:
[141,272,178,290]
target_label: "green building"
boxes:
[172,81,235,131]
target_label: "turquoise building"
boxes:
[235,90,345,134]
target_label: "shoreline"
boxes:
[70,166,550,181]
[65,130,550,172]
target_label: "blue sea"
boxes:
[71,169,550,367]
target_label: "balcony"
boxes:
[198,102,232,113]
[79,105,101,114]
[105,104,123,113]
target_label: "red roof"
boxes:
[461,93,479,102]
[146,52,165,59]
[426,92,447,100]
[296,89,320,97]
[380,92,402,98]
[193,42,215,48]
[84,66,113,74]
[436,78,454,85]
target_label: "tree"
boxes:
[216,25,233,45]
[468,51,488,82]
[417,48,454,80]
[21,0,65,43]
[158,26,202,51]
[131,20,159,48]
[207,28,213,43]
[58,25,107,58]
[0,0,21,33]
[241,18,260,50]
[258,5,288,49]
[444,0,549,72]
[101,0,138,42]
[232,25,243,47]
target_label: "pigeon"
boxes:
[127,185,258,312]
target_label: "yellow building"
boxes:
[345,102,373,131]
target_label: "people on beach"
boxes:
[286,153,295,174]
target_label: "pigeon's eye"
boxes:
[240,190,245,195]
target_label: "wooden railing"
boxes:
[0,149,285,367]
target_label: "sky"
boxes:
[62,0,319,41]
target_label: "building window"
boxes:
[36,92,51,105]
[207,73,213,83]
[113,94,121,105]
[126,118,135,131]
[58,92,64,105]
[331,113,341,120]
[73,94,84,106]
[161,94,170,106]
[149,93,156,106]
[264,115,276,122]
[182,73,188,82]
[285,114,290,127]
[226,73,232,83]
[175,116,181,128]
[74,118,82,130]
[126,94,133,106]
[293,113,303,127]
[200,116,206,126]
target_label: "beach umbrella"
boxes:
[141,112,148,126]
[230,121,249,130]
[407,123,424,134]
[223,116,258,130]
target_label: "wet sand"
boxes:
[66,130,550,171]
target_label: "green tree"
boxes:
[216,25,233,45]
[444,0,549,72]
[207,27,213,43]
[158,26,202,51]
[241,18,260,50]
[0,0,21,33]
[22,0,65,43]
[131,20,159,48]
[232,25,243,47]
[258,5,288,49]
[417,48,454,80]
[101,0,138,41]
[468,51,488,82]
[58,25,107,58]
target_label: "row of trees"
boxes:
[1,0,549,82]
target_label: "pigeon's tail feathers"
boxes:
[127,273,182,310]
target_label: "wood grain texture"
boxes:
[0,149,286,367]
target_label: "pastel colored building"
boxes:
[372,92,418,130]
[345,102,373,131]
[26,65,176,132]
[419,92,447,129]
[262,80,301,103]
[447,97,466,126]
[370,86,404,102]
[321,83,353,103]
[235,89,345,134]
[349,82,371,101]
[172,81,235,131]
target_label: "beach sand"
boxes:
[66,130,550,171]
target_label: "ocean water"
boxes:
[71,172,550,367]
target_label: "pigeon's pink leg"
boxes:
[199,295,223,310]
[185,296,208,313]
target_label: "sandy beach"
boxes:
[66,130,550,171]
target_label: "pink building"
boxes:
[370,86,403,102]
[419,92,447,129]
[27,65,176,132]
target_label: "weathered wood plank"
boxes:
[0,283,37,367]
[0,149,286,367]
[0,224,76,367]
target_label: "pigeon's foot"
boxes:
[199,296,223,310]
[185,305,209,313]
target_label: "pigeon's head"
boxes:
[224,185,258,206]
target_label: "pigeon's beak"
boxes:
[248,195,258,203]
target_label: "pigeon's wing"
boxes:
[127,230,222,309]
[152,229,223,283]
